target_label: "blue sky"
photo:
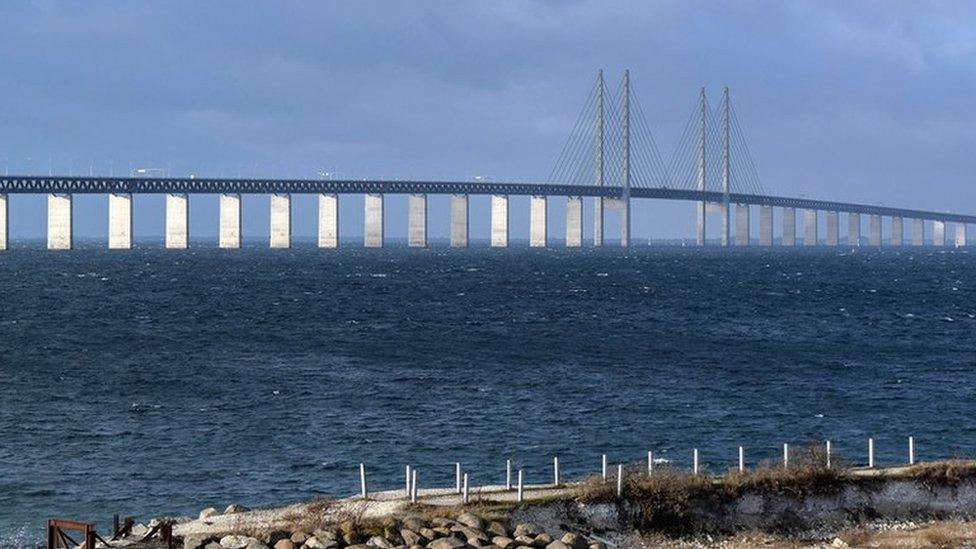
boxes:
[0,1,973,241]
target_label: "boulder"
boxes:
[486,523,508,538]
[492,537,513,549]
[513,536,535,547]
[199,507,219,520]
[368,536,393,549]
[384,527,404,546]
[204,543,223,549]
[432,527,453,538]
[220,535,260,549]
[559,534,586,549]
[587,543,606,549]
[184,535,214,549]
[533,534,553,548]
[455,526,488,543]
[419,528,438,541]
[246,541,268,549]
[304,536,333,549]
[512,524,541,538]
[456,513,482,530]
[273,541,295,549]
[430,517,455,528]
[402,516,427,531]
[224,504,251,514]
[545,543,569,549]
[291,532,309,545]
[400,530,427,546]
[131,524,149,538]
[428,538,467,549]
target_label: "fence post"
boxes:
[455,462,462,494]
[909,436,915,465]
[553,456,560,486]
[405,465,411,497]
[616,464,623,498]
[411,469,418,503]
[738,446,744,472]
[826,440,832,469]
[517,470,524,502]
[462,473,469,504]
[647,451,653,476]
[783,443,789,469]
[602,454,608,480]
[360,463,367,499]
[506,459,512,490]
[693,449,699,475]
[868,438,874,468]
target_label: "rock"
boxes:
[220,536,260,549]
[533,534,553,548]
[305,537,333,549]
[204,543,223,549]
[587,543,606,549]
[428,538,467,549]
[455,526,488,544]
[513,536,535,547]
[545,543,569,549]
[456,512,483,530]
[430,517,455,528]
[433,527,453,538]
[131,524,149,537]
[492,537,514,549]
[419,528,438,540]
[513,524,541,538]
[409,545,425,549]
[273,541,295,549]
[830,539,849,548]
[291,533,309,544]
[246,541,268,549]
[368,536,393,549]
[184,535,214,549]
[400,530,428,546]
[402,516,427,531]
[199,507,219,520]
[486,523,508,538]
[559,534,586,549]
[224,504,251,514]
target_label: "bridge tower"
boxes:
[593,69,605,246]
[721,87,732,247]
[619,69,631,247]
[696,87,706,246]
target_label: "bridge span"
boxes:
[0,175,970,250]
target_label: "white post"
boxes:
[826,440,832,469]
[602,454,607,480]
[462,473,469,504]
[506,459,512,490]
[647,451,653,476]
[693,449,699,475]
[517,470,523,502]
[405,465,411,497]
[738,446,744,472]
[868,438,875,468]
[359,463,367,499]
[783,443,789,469]
[411,469,418,503]
[553,456,560,486]
[455,462,462,494]
[909,436,915,465]
[616,464,623,498]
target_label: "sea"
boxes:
[1,240,974,543]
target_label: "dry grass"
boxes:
[906,460,976,488]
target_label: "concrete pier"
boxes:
[530,196,548,247]
[0,194,6,251]
[491,195,509,248]
[782,207,796,246]
[450,195,468,248]
[270,193,291,249]
[869,215,882,246]
[408,194,427,248]
[826,211,839,246]
[933,220,946,247]
[566,197,582,247]
[735,204,749,246]
[849,213,861,246]
[165,193,189,249]
[804,209,818,246]
[219,193,242,249]
[593,197,604,246]
[891,217,903,247]
[108,193,133,249]
[619,198,631,247]
[956,223,967,248]
[318,194,339,248]
[364,193,384,248]
[47,194,73,250]
[912,219,924,246]
[758,205,773,246]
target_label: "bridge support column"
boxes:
[47,194,73,250]
[108,193,133,249]
[956,223,967,248]
[0,194,6,251]
[619,198,631,247]
[721,204,731,247]
[782,207,796,246]
[735,204,749,246]
[891,217,903,247]
[758,205,773,246]
[318,193,339,248]
[530,196,548,247]
[825,211,839,246]
[869,215,882,246]
[450,194,468,247]
[219,193,242,249]
[933,220,946,247]
[804,209,818,246]
[566,197,582,247]
[912,219,924,246]
[364,193,384,248]
[594,197,604,246]
[848,213,861,246]
[269,193,291,248]
[697,201,706,246]
[491,195,509,248]
[166,193,188,249]
[408,194,427,248]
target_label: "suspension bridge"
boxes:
[0,70,971,250]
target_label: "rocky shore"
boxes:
[96,459,976,549]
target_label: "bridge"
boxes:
[0,70,970,250]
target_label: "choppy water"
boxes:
[1,241,975,542]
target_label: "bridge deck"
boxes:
[0,176,971,224]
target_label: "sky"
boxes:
[0,0,973,242]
